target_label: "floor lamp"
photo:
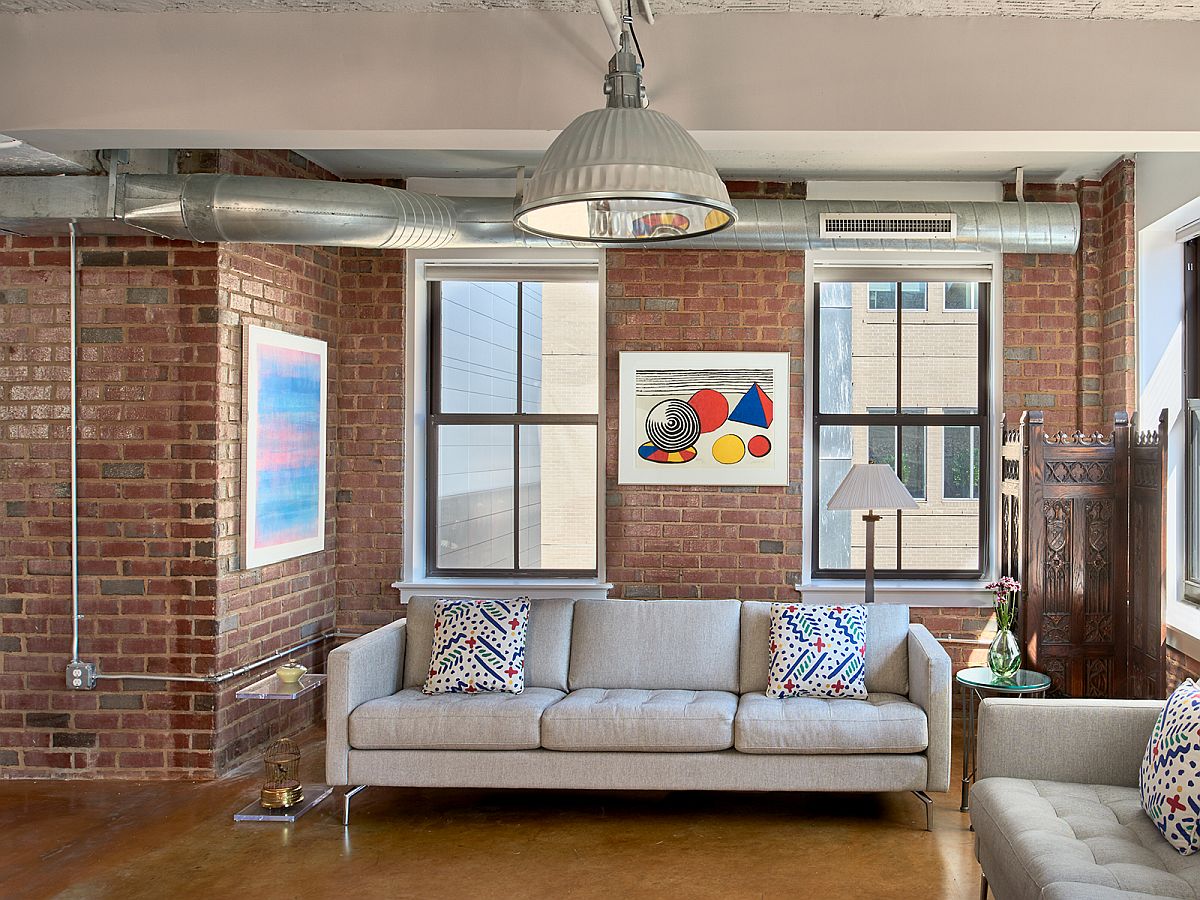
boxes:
[827,463,918,603]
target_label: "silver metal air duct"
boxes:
[0,174,1082,254]
[122,174,458,249]
[453,196,1081,254]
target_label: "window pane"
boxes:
[438,281,518,413]
[900,425,927,501]
[944,282,978,311]
[868,283,896,310]
[943,425,980,500]
[900,282,981,412]
[818,424,898,571]
[519,425,597,570]
[867,424,895,468]
[521,281,600,414]
[819,282,897,414]
[435,424,514,570]
[903,425,980,570]
[901,282,927,311]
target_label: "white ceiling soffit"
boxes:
[2,0,1198,18]
[300,146,1128,182]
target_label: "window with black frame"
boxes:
[427,275,600,577]
[1185,238,1200,601]
[813,273,990,578]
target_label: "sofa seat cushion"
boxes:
[973,777,1200,900]
[541,689,737,752]
[349,687,565,751]
[733,691,928,754]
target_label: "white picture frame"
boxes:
[618,351,790,486]
[242,324,328,569]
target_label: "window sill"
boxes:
[795,580,995,608]
[393,579,613,602]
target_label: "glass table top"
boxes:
[955,666,1051,692]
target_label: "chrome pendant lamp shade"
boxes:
[513,18,735,244]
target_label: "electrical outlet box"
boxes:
[66,661,97,691]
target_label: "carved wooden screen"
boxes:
[1126,410,1169,700]
[999,416,1026,585]
[1021,411,1130,698]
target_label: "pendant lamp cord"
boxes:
[625,0,644,68]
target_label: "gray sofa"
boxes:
[972,697,1187,900]
[327,598,951,826]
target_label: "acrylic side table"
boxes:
[956,666,1051,812]
[232,672,332,823]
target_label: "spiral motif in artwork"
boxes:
[645,399,702,453]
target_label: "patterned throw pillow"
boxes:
[423,598,530,695]
[767,603,867,699]
[1141,679,1200,854]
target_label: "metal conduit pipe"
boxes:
[122,174,459,249]
[68,221,81,664]
[90,629,366,684]
[113,176,1080,254]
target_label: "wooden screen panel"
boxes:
[1126,410,1168,700]
[1022,412,1129,698]
[999,416,1025,586]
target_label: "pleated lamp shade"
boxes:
[827,464,918,511]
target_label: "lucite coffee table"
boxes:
[956,666,1051,812]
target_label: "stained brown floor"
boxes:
[0,727,982,900]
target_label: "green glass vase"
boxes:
[987,627,1021,680]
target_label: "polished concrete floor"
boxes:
[1,727,982,900]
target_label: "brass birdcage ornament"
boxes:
[259,738,303,809]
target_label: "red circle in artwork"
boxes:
[747,435,772,458]
[688,389,729,434]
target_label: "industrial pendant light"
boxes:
[513,11,735,244]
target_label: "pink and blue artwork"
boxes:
[243,325,328,569]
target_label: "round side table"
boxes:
[957,666,1051,812]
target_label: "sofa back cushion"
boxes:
[740,601,910,695]
[568,599,741,692]
[403,596,575,692]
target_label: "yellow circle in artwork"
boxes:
[712,434,746,465]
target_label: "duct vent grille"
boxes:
[820,213,958,239]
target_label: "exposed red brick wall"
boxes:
[209,149,341,774]
[1099,159,1137,424]
[335,248,407,632]
[1001,166,1137,435]
[1167,645,1200,694]
[0,233,221,778]
[1001,182,1082,435]
[604,249,804,602]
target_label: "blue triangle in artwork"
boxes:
[728,383,772,428]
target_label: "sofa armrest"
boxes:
[325,619,406,785]
[907,624,952,792]
[977,697,1163,788]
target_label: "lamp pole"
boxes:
[863,510,881,604]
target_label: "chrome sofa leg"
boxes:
[979,873,989,900]
[912,790,934,831]
[341,785,366,827]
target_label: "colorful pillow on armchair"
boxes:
[767,603,867,699]
[423,598,530,695]
[1141,679,1200,854]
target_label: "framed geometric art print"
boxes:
[618,351,790,486]
[242,324,328,569]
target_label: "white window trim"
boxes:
[799,250,1003,608]
[397,247,610,603]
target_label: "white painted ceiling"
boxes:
[1,0,1198,17]
[298,146,1127,183]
